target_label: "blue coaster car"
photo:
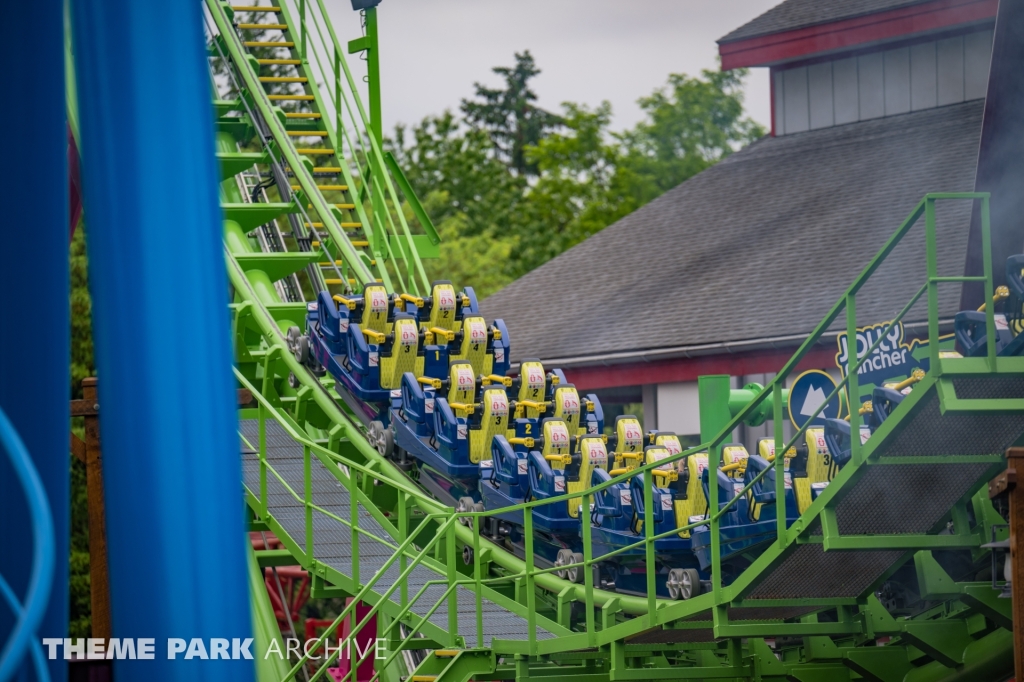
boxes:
[393,361,512,487]
[302,285,449,423]
[482,418,583,547]
[575,419,703,599]
[401,281,512,378]
[955,253,1024,356]
[871,367,925,427]
[507,360,604,436]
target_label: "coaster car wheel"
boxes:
[368,420,393,458]
[666,568,701,600]
[456,497,481,527]
[555,549,584,584]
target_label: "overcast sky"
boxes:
[323,0,779,135]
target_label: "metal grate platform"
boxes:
[240,420,553,646]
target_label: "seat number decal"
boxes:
[467,318,487,344]
[525,364,545,390]
[660,436,682,455]
[559,390,580,417]
[621,421,642,451]
[368,288,388,313]
[487,391,509,417]
[585,440,608,466]
[454,365,475,390]
[437,288,456,311]
[547,423,570,449]
[399,322,418,346]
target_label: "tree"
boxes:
[392,57,764,292]
[460,51,562,176]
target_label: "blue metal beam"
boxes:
[0,1,68,680]
[69,1,253,679]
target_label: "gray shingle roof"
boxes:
[719,0,930,43]
[480,101,983,366]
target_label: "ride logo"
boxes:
[834,320,953,401]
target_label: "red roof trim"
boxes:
[720,0,997,70]
[561,346,837,392]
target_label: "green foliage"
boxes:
[460,51,562,177]
[70,225,93,399]
[70,223,95,637]
[390,58,763,296]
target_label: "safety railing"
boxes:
[0,407,54,682]
[264,0,435,295]
[240,195,996,665]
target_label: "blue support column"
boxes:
[70,1,253,679]
[0,1,68,680]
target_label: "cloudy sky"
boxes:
[323,0,779,134]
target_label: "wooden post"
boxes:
[71,377,112,639]
[1004,447,1024,682]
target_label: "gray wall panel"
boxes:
[808,61,834,129]
[884,46,911,115]
[774,69,785,134]
[833,56,859,125]
[964,29,993,100]
[937,35,965,105]
[910,41,938,111]
[858,52,885,120]
[783,66,810,133]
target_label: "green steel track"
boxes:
[74,2,1023,679]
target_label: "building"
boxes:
[480,0,998,446]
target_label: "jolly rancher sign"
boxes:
[835,320,955,406]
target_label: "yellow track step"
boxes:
[308,203,356,210]
[312,167,339,173]
[324,278,357,285]
[260,76,307,83]
[411,676,438,682]
[288,131,329,136]
[268,95,314,101]
[231,5,281,11]
[285,112,321,119]
[291,184,348,191]
[238,23,287,29]
[257,58,300,65]
[306,222,362,230]
[435,650,460,658]
[244,41,294,47]
[295,149,334,155]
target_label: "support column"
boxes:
[69,0,252,679]
[74,378,111,640]
[0,1,68,680]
